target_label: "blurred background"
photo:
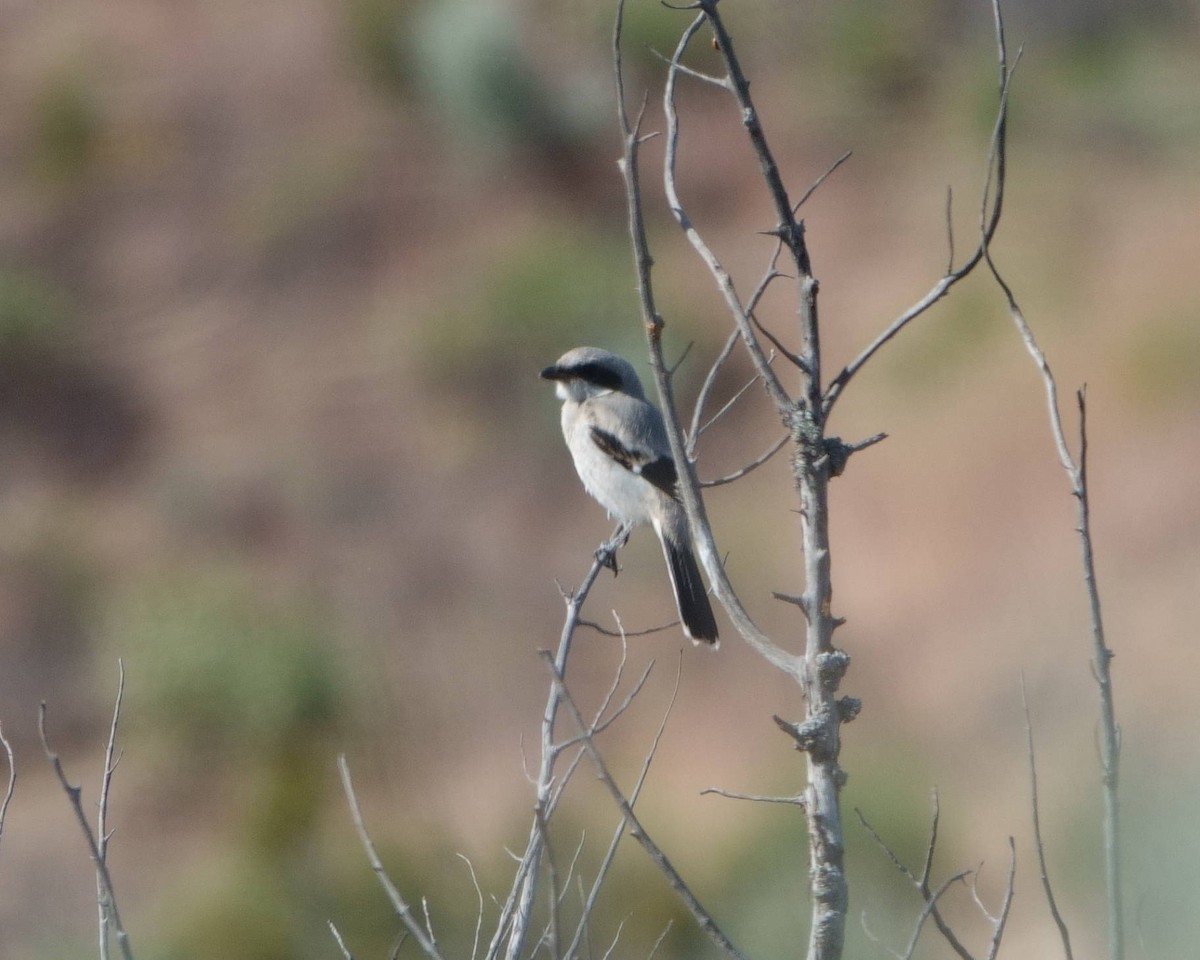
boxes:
[1,0,1198,957]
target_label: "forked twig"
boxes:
[544,652,749,960]
[564,654,683,960]
[857,800,975,960]
[39,701,135,960]
[901,869,973,960]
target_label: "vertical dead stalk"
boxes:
[988,253,1123,959]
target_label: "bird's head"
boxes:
[539,347,646,403]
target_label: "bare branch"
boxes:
[1022,677,1075,960]
[39,702,135,960]
[856,805,976,960]
[545,652,749,960]
[697,366,767,437]
[648,45,730,90]
[617,0,802,679]
[700,786,804,806]
[565,654,683,960]
[793,150,853,213]
[329,921,356,960]
[456,853,485,960]
[753,313,807,371]
[576,618,676,639]
[901,870,973,960]
[98,660,126,960]
[919,788,941,889]
[337,755,447,960]
[534,805,561,960]
[823,2,1015,415]
[983,839,1018,960]
[491,524,628,960]
[599,917,628,960]
[688,329,740,454]
[646,921,674,960]
[701,433,789,488]
[944,186,956,275]
[662,12,793,412]
[988,157,1122,960]
[0,722,14,858]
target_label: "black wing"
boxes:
[589,426,679,500]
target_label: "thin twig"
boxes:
[329,920,356,960]
[576,618,676,639]
[662,11,793,412]
[1022,677,1075,960]
[535,805,560,960]
[456,853,485,960]
[648,45,731,90]
[987,152,1121,960]
[490,524,628,960]
[619,0,801,678]
[698,367,766,437]
[823,2,1015,415]
[793,150,853,213]
[337,756,447,960]
[688,329,741,454]
[0,722,14,858]
[856,805,975,960]
[700,786,804,805]
[98,660,126,960]
[701,433,790,488]
[901,870,973,960]
[545,652,749,960]
[39,702,135,960]
[646,920,674,960]
[984,839,1018,960]
[565,654,683,960]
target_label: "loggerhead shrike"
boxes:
[541,347,719,645]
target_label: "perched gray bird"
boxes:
[540,347,719,645]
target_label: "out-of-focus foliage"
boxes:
[0,270,71,355]
[106,567,347,761]
[30,71,100,184]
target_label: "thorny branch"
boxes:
[613,1,1017,958]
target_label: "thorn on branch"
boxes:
[771,591,809,618]
[823,432,888,478]
[773,714,823,753]
[837,697,862,724]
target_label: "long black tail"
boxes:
[661,533,719,645]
